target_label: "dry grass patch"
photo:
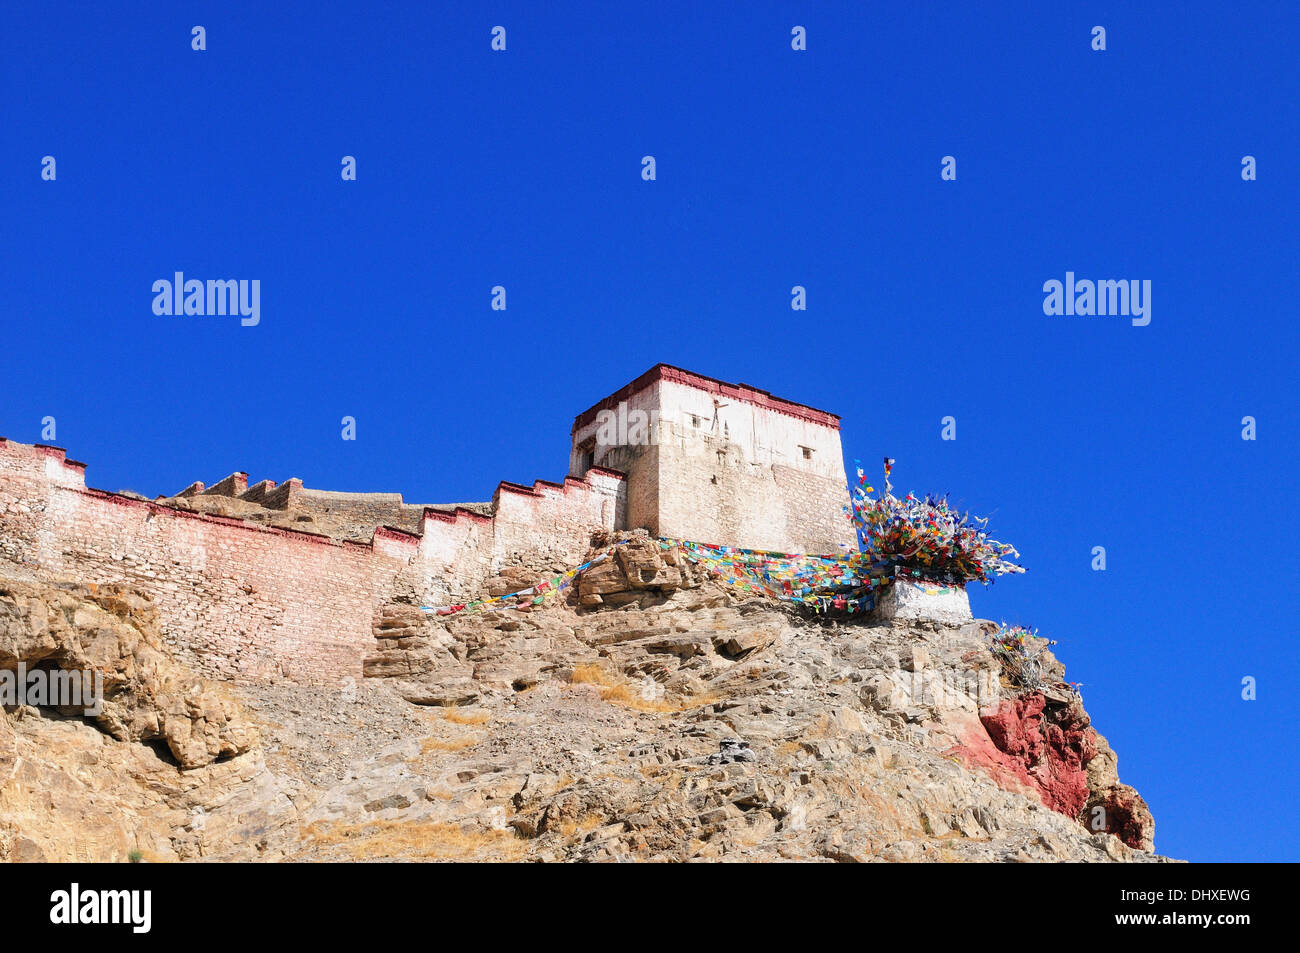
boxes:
[569,662,613,685]
[676,691,721,710]
[442,708,491,725]
[420,733,485,754]
[597,682,681,712]
[569,663,720,713]
[556,812,607,839]
[303,820,527,861]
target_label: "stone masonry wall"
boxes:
[0,438,624,685]
[2,369,851,683]
[293,488,426,536]
[570,366,857,554]
[654,424,857,554]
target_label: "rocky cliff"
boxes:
[0,534,1165,862]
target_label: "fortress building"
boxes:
[0,366,854,683]
[571,365,854,555]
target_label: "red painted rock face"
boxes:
[1089,786,1150,850]
[978,694,1095,819]
[949,692,1150,848]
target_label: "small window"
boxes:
[691,415,701,428]
[800,446,813,460]
[576,437,596,475]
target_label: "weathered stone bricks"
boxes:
[570,365,856,554]
[0,438,624,686]
[2,368,858,686]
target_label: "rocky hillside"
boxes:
[0,534,1166,862]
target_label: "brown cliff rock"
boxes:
[0,535,1167,862]
[1,580,256,768]
[1,579,290,862]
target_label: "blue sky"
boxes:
[3,2,1296,861]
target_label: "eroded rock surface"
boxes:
[1,579,285,862]
[0,534,1165,862]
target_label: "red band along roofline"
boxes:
[3,435,624,538]
[572,364,841,433]
[494,467,625,501]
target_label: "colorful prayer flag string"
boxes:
[419,459,1022,619]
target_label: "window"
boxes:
[800,446,813,460]
[576,437,596,475]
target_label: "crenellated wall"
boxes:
[0,437,624,684]
[2,366,855,685]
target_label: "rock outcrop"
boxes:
[1,580,256,768]
[1,579,287,862]
[0,532,1164,862]
[343,532,1161,861]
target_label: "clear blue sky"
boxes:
[3,2,1296,861]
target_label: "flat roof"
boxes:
[572,364,841,433]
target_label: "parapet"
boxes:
[201,472,249,497]
[0,434,631,683]
[573,363,843,434]
[0,438,89,489]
